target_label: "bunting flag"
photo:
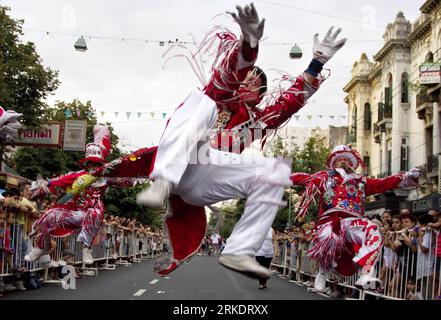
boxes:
[88,109,348,122]
[64,109,72,117]
[76,109,82,118]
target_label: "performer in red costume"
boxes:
[134,3,347,280]
[24,125,137,265]
[290,145,420,291]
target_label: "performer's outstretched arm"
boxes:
[31,171,87,198]
[365,167,420,196]
[257,27,347,129]
[290,172,313,187]
[290,171,328,188]
[205,3,264,103]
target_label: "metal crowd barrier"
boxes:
[1,214,164,288]
[270,229,441,300]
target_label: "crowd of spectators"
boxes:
[0,181,165,297]
[270,208,441,300]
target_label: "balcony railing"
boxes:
[427,153,440,175]
[416,92,434,120]
[378,102,392,122]
[373,123,381,143]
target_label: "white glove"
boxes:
[405,167,421,179]
[227,3,265,48]
[29,179,51,199]
[398,167,421,188]
[0,107,22,141]
[313,27,347,64]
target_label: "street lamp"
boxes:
[289,44,302,59]
[74,36,87,52]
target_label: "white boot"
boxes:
[24,248,45,262]
[355,267,380,289]
[314,270,328,292]
[219,254,271,280]
[82,248,94,265]
[136,179,171,208]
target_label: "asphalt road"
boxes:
[2,256,326,300]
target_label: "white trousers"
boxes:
[175,148,291,256]
[150,91,218,186]
[152,91,292,256]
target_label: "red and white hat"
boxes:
[79,125,111,168]
[327,145,365,170]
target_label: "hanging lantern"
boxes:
[289,43,302,59]
[74,36,87,52]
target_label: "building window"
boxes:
[363,156,370,175]
[401,73,409,103]
[400,137,409,171]
[385,73,393,118]
[387,149,392,176]
[425,51,434,63]
[364,103,371,130]
[352,105,358,143]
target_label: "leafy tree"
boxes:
[0,6,59,127]
[13,99,121,180]
[105,184,164,229]
[268,128,330,228]
[218,199,244,238]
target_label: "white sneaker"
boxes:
[82,248,94,265]
[314,271,328,292]
[303,280,312,286]
[15,281,26,291]
[56,260,67,267]
[24,248,45,262]
[136,179,171,208]
[49,260,59,268]
[218,254,271,280]
[355,268,380,289]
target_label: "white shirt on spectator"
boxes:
[383,246,397,269]
[256,228,275,258]
[416,230,437,280]
[211,233,220,244]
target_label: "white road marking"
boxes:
[133,289,146,296]
[150,279,159,284]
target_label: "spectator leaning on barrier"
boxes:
[381,209,392,226]
[389,214,418,298]
[415,213,438,299]
[378,218,396,294]
[426,210,440,299]
[0,210,13,274]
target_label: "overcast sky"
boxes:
[1,0,422,151]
